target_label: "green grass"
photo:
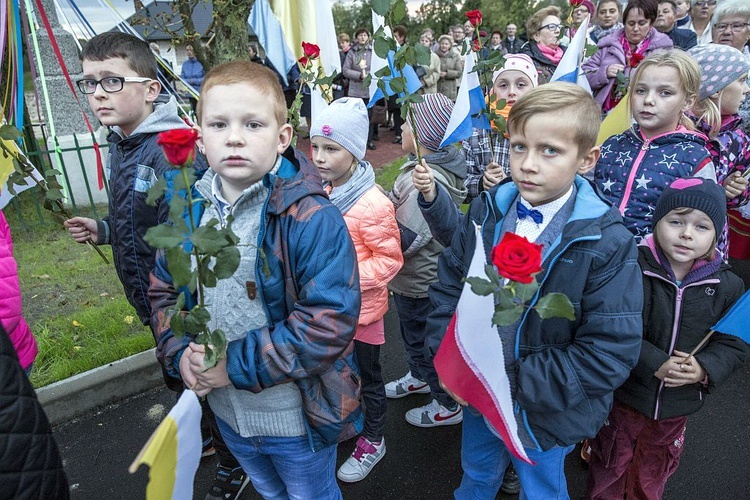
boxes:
[7,191,152,388]
[6,156,408,388]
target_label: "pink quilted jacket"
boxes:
[0,211,37,369]
[342,186,403,331]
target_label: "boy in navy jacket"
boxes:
[419,83,643,498]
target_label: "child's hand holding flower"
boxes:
[413,159,437,202]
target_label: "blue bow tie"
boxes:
[517,203,543,224]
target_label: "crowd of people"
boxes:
[2,0,750,498]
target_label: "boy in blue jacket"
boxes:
[418,83,644,499]
[149,61,363,499]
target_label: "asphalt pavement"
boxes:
[52,299,750,499]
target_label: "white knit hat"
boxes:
[310,97,369,161]
[492,54,539,88]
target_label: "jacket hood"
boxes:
[422,147,467,179]
[109,95,188,142]
[196,148,325,216]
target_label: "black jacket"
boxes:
[616,244,748,420]
[0,326,69,499]
[96,96,207,324]
[666,27,698,50]
[519,40,563,84]
[502,37,521,54]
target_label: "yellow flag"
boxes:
[0,138,19,188]
[597,94,631,146]
[129,390,202,499]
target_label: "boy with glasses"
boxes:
[64,32,248,500]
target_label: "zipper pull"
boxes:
[642,139,649,151]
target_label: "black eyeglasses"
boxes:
[713,22,749,32]
[76,76,153,94]
[540,23,564,32]
[693,1,716,6]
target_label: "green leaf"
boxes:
[363,74,372,88]
[146,176,167,206]
[209,328,227,355]
[174,292,186,312]
[402,47,417,66]
[496,287,516,309]
[191,225,227,254]
[464,276,495,295]
[214,246,240,279]
[170,313,185,337]
[45,188,64,201]
[166,247,192,288]
[145,224,184,249]
[202,345,218,370]
[374,37,392,59]
[391,0,406,22]
[514,280,540,303]
[492,306,523,326]
[0,124,23,141]
[390,77,406,94]
[535,293,576,321]
[414,44,431,66]
[371,0,390,16]
[374,65,392,78]
[484,264,501,286]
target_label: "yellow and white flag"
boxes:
[129,389,202,500]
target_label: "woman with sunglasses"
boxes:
[583,0,673,113]
[520,6,566,84]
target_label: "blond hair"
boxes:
[628,49,700,131]
[508,82,601,154]
[197,60,286,127]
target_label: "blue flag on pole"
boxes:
[711,289,750,343]
[367,50,422,107]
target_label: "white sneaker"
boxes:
[336,436,386,483]
[405,399,463,428]
[384,371,431,399]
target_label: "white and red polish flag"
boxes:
[434,223,533,465]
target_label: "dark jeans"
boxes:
[354,340,386,441]
[392,293,453,408]
[362,97,380,143]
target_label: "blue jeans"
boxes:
[392,293,453,408]
[216,417,341,500]
[456,408,574,500]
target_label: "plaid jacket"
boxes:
[150,153,363,450]
[461,128,511,203]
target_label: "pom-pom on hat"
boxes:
[492,54,539,88]
[653,177,727,239]
[409,93,454,152]
[310,97,369,161]
[688,44,750,101]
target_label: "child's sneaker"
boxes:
[336,436,386,483]
[405,399,463,427]
[204,465,250,500]
[500,463,521,494]
[384,371,431,399]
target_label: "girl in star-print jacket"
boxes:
[594,125,715,243]
[594,50,717,243]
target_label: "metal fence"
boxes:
[6,120,110,232]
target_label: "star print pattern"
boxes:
[594,126,714,240]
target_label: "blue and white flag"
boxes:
[440,51,490,148]
[551,15,592,93]
[248,0,296,85]
[367,50,423,107]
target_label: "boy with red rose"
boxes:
[149,61,362,499]
[61,33,249,500]
[420,82,643,499]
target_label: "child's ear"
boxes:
[682,93,697,114]
[578,145,600,175]
[276,123,294,154]
[145,79,161,103]
[196,126,205,155]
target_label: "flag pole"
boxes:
[682,330,714,363]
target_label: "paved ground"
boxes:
[53,297,750,500]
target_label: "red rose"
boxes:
[570,0,583,6]
[629,53,644,67]
[472,39,482,52]
[157,129,198,167]
[466,9,482,27]
[490,232,543,284]
[301,42,321,59]
[298,56,310,68]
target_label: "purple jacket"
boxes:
[0,211,36,369]
[583,28,673,107]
